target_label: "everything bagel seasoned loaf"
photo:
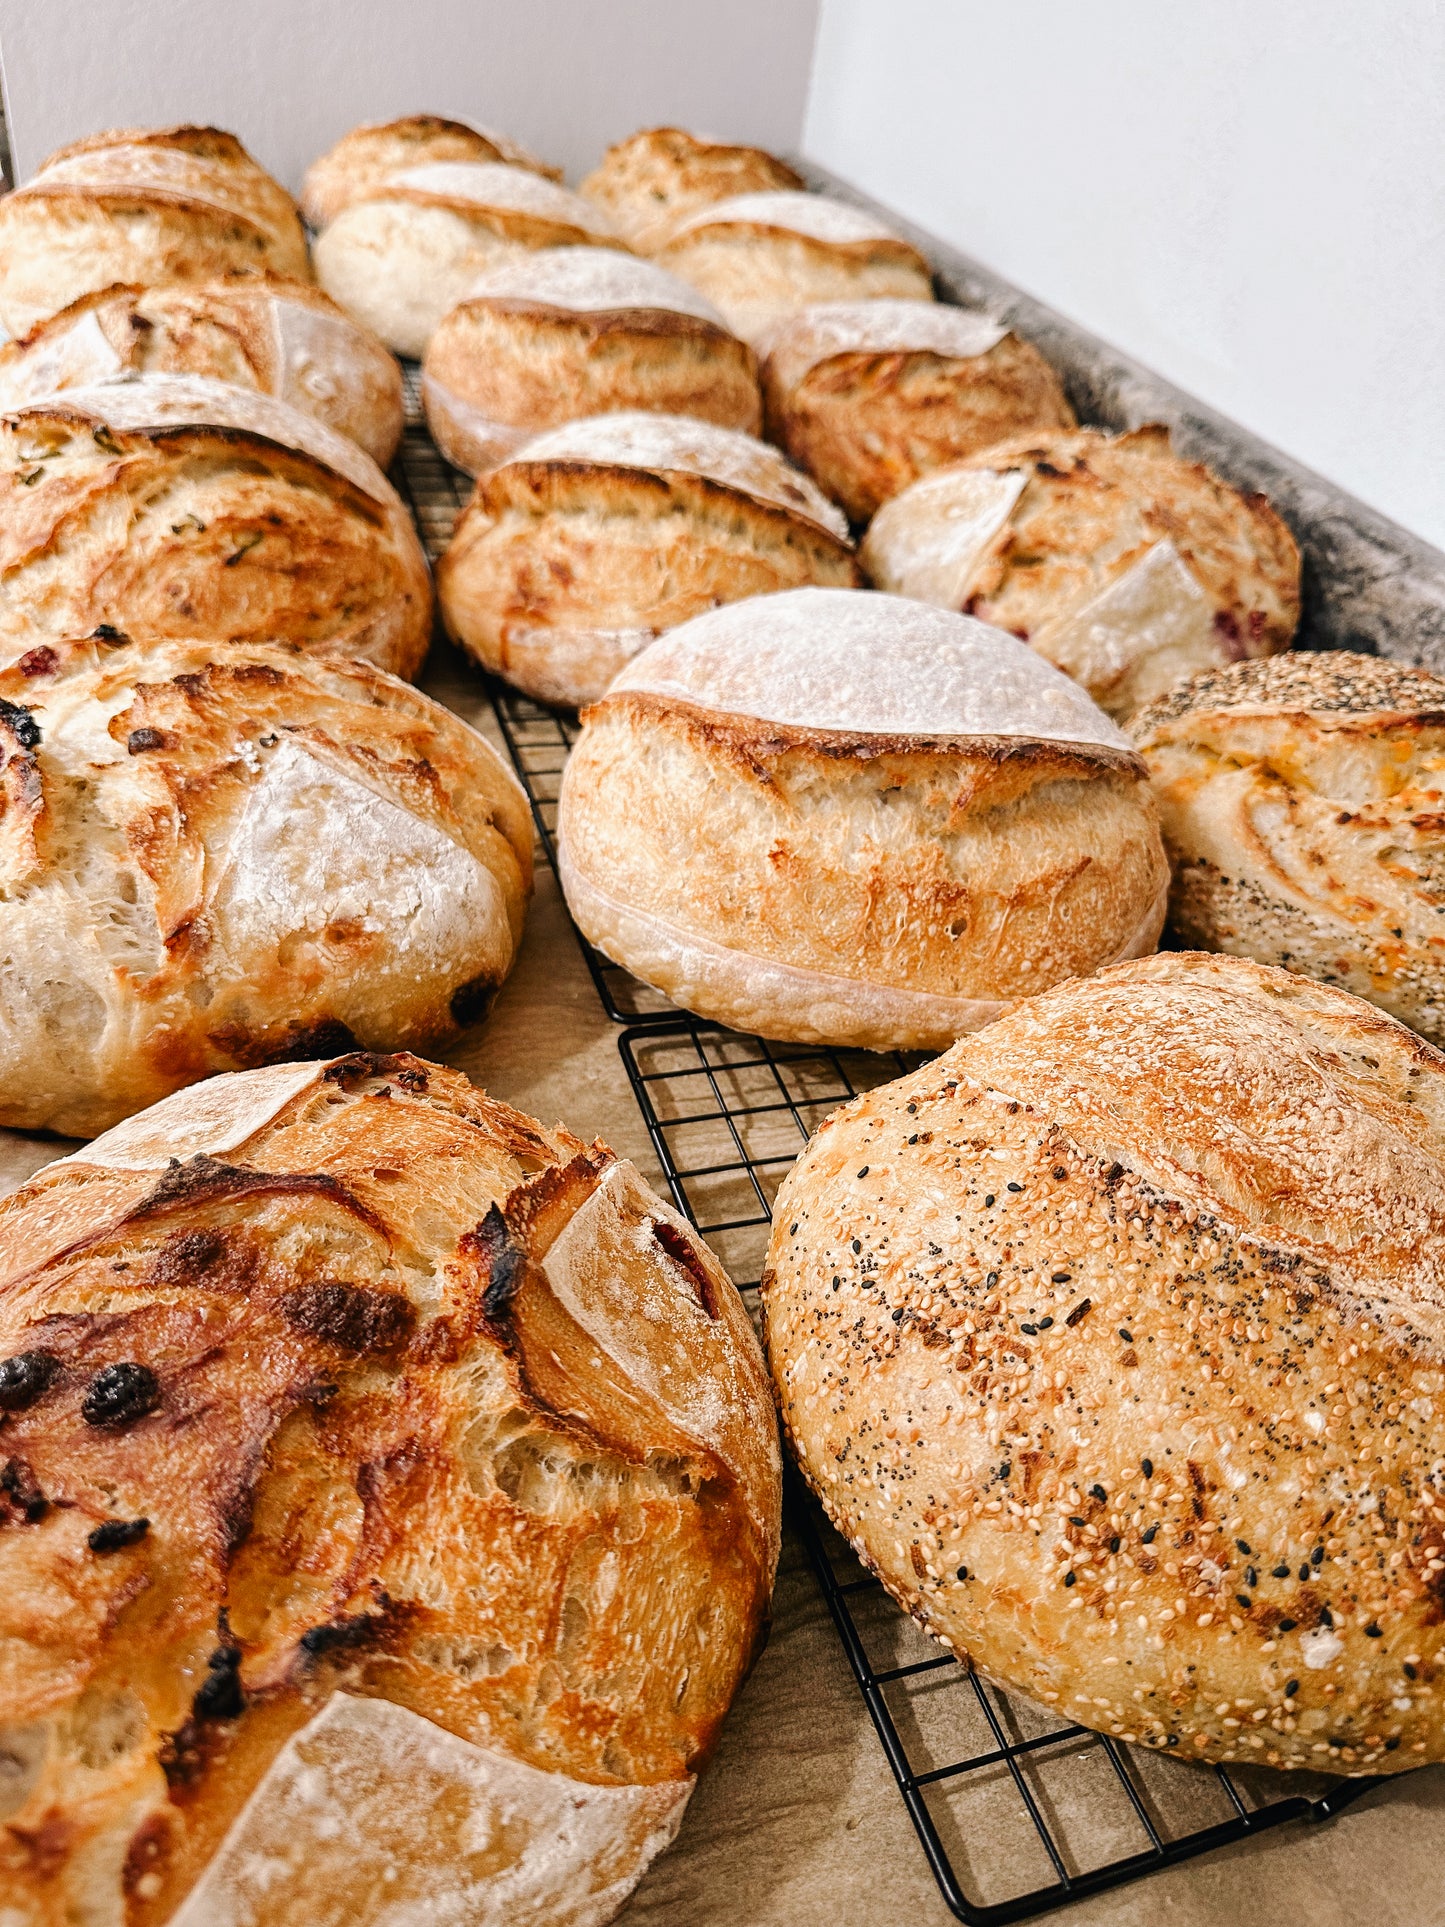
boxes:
[1134,651,1445,1043]
[764,952,1445,1773]
[0,375,432,676]
[0,1053,781,1925]
[580,126,805,252]
[0,125,309,338]
[301,113,560,229]
[0,636,531,1136]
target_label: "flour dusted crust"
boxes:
[1134,650,1445,1044]
[558,589,1167,1048]
[0,125,309,337]
[421,247,758,474]
[436,417,858,708]
[0,276,404,467]
[0,1052,779,1923]
[765,951,1445,1772]
[580,127,806,252]
[0,636,532,1135]
[654,191,934,348]
[862,424,1300,718]
[762,299,1074,522]
[301,114,561,229]
[314,162,628,358]
[0,374,432,675]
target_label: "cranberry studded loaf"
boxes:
[764,951,1445,1773]
[762,300,1075,523]
[436,412,857,707]
[422,247,761,474]
[1134,652,1445,1044]
[301,112,561,229]
[580,126,806,252]
[0,1052,781,1924]
[653,191,934,347]
[0,635,532,1136]
[0,275,404,468]
[0,375,432,675]
[557,587,1168,1047]
[313,161,627,359]
[862,424,1300,718]
[0,125,310,339]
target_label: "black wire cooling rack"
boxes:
[392,369,1374,1924]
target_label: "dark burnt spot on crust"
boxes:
[81,1361,160,1428]
[450,974,498,1028]
[126,726,170,754]
[208,1016,359,1071]
[468,1203,527,1321]
[279,1281,415,1353]
[191,1643,245,1720]
[129,1155,391,1244]
[297,1610,387,1658]
[0,1349,58,1411]
[0,698,41,750]
[88,1516,149,1553]
[146,1227,246,1289]
[15,645,58,678]
[651,1218,720,1319]
[0,1456,48,1523]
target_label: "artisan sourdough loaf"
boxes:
[580,126,805,252]
[0,374,432,676]
[436,412,858,707]
[1134,651,1445,1044]
[654,191,934,347]
[0,635,531,1136]
[0,1051,780,1923]
[301,113,560,229]
[0,125,309,338]
[765,951,1445,1773]
[0,275,404,468]
[862,424,1300,718]
[313,161,627,358]
[557,588,1168,1046]
[422,247,760,474]
[762,300,1075,522]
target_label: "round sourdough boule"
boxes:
[762,300,1075,523]
[653,191,934,348]
[1134,651,1445,1044]
[421,248,761,474]
[763,951,1445,1773]
[313,162,628,358]
[0,1050,780,1925]
[556,587,1168,1047]
[301,113,560,228]
[0,125,309,338]
[436,412,858,707]
[0,374,433,676]
[580,126,805,252]
[0,275,404,468]
[0,635,533,1135]
[863,424,1300,718]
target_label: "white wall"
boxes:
[0,0,819,189]
[804,0,1445,549]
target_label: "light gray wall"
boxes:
[804,0,1445,549]
[0,0,820,188]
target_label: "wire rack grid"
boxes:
[391,363,1375,1925]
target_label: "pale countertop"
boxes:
[4,646,1444,1927]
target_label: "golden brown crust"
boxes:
[0,636,532,1135]
[1134,651,1445,1042]
[0,1053,780,1922]
[301,114,561,228]
[764,952,1445,1774]
[0,389,432,676]
[580,127,805,251]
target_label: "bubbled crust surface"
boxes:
[0,393,432,676]
[764,952,1445,1773]
[0,277,405,469]
[0,1053,780,1924]
[1134,651,1445,1044]
[764,328,1074,524]
[557,693,1167,1048]
[579,127,805,252]
[0,638,532,1136]
[300,114,560,229]
[0,126,309,337]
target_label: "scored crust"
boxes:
[0,635,532,1135]
[0,1051,780,1923]
[1134,649,1445,1043]
[579,127,805,252]
[763,951,1445,1772]
[301,113,560,229]
[0,374,432,675]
